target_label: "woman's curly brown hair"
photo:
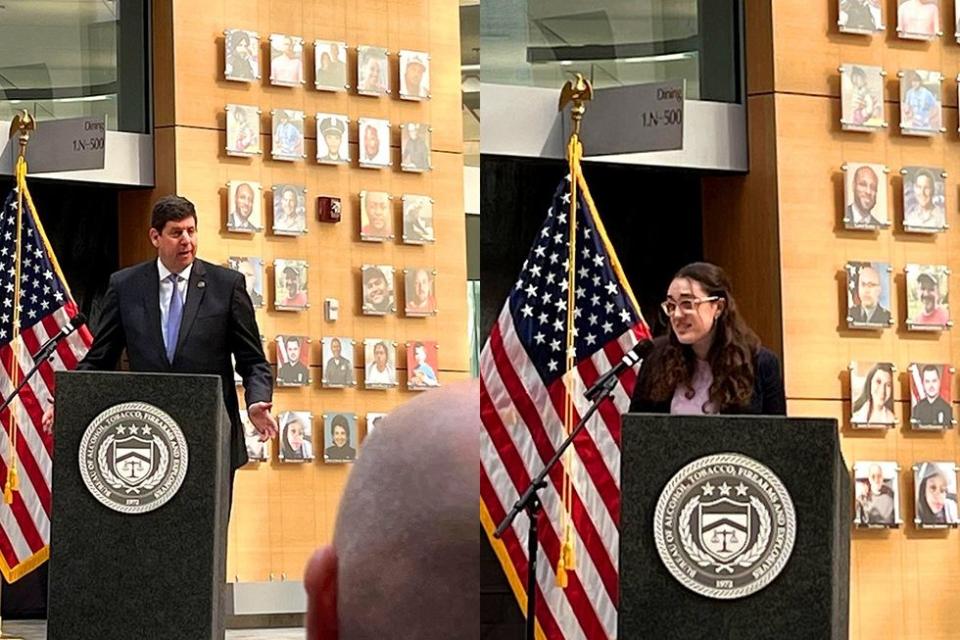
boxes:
[648,262,760,412]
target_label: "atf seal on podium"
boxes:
[653,453,796,599]
[78,402,189,515]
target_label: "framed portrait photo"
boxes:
[838,0,884,34]
[406,341,440,390]
[274,259,309,310]
[272,184,307,236]
[224,29,260,81]
[399,50,430,100]
[271,109,305,161]
[227,256,265,308]
[853,461,900,527]
[899,69,943,135]
[901,166,946,232]
[913,461,959,528]
[321,336,356,388]
[400,122,431,172]
[366,412,387,438]
[317,195,342,223]
[359,190,394,241]
[364,338,398,389]
[316,113,349,164]
[909,363,955,429]
[226,181,263,233]
[356,45,389,96]
[314,40,348,91]
[225,104,261,157]
[358,117,391,168]
[897,0,941,40]
[905,264,950,330]
[241,410,271,463]
[845,261,893,329]
[361,264,395,315]
[402,194,435,244]
[849,361,897,429]
[276,335,311,387]
[323,413,358,463]
[278,411,314,462]
[840,64,886,132]
[269,33,305,86]
[404,268,437,316]
[842,162,888,230]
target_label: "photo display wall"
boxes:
[221,29,443,467]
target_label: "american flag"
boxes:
[480,175,650,639]
[0,187,91,581]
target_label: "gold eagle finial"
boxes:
[558,73,593,138]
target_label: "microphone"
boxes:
[584,339,654,402]
[31,313,87,362]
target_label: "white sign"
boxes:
[17,116,107,173]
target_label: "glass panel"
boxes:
[0,1,149,133]
[481,0,740,103]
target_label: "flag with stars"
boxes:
[0,187,92,581]
[480,174,650,639]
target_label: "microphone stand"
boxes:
[0,333,74,417]
[494,372,627,640]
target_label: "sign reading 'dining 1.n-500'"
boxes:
[653,452,796,600]
[21,115,107,173]
[565,80,684,156]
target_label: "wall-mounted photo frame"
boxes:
[845,261,893,329]
[905,263,950,330]
[278,411,314,462]
[840,64,886,132]
[399,50,430,100]
[356,45,389,96]
[849,361,897,428]
[842,162,888,230]
[323,413,358,463]
[901,166,947,232]
[271,109,306,161]
[226,181,263,233]
[853,461,900,527]
[224,29,260,81]
[359,190,393,241]
[400,122,431,172]
[276,335,311,386]
[316,113,350,164]
[838,0,884,34]
[317,195,342,223]
[269,33,305,86]
[274,259,309,311]
[314,40,348,91]
[402,194,435,244]
[321,336,356,388]
[364,338,398,389]
[404,268,437,316]
[271,184,307,236]
[227,256,265,308]
[366,412,387,438]
[225,104,261,157]
[914,461,958,528]
[406,341,440,390]
[897,0,941,40]
[358,117,391,168]
[241,410,271,463]
[361,265,395,315]
[899,69,943,135]
[909,363,955,429]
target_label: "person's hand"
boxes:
[42,403,54,434]
[247,401,279,441]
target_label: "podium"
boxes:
[47,371,231,640]
[619,414,849,640]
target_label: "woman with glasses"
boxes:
[629,262,786,415]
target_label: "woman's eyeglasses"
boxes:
[660,296,721,317]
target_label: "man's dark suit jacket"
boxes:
[848,304,891,325]
[78,258,272,470]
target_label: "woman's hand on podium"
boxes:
[248,401,279,441]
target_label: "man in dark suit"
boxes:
[912,365,953,427]
[843,164,883,229]
[43,195,278,474]
[848,264,891,326]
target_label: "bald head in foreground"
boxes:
[304,381,479,639]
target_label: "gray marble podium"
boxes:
[619,414,850,640]
[47,371,231,640]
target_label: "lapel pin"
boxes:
[197,281,206,289]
